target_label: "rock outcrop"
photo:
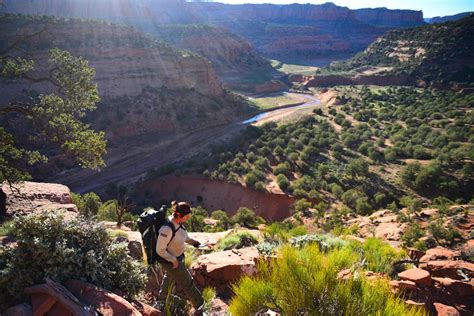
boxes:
[1,181,78,217]
[65,280,152,316]
[192,247,259,294]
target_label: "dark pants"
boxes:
[157,257,203,308]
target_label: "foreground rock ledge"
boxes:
[2,181,78,216]
[192,247,259,294]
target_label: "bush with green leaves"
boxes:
[72,192,102,218]
[230,243,425,316]
[289,234,348,252]
[428,219,463,246]
[211,210,231,230]
[401,223,424,247]
[0,220,14,237]
[97,199,138,228]
[232,207,264,229]
[0,212,146,310]
[217,232,258,251]
[262,222,307,243]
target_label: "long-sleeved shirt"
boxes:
[156,216,190,264]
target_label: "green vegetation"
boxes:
[72,191,138,228]
[217,232,258,251]
[230,240,423,316]
[0,220,14,236]
[232,207,265,229]
[0,46,107,184]
[0,212,146,310]
[325,16,474,85]
[204,85,472,217]
[251,94,304,110]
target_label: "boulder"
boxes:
[2,303,32,316]
[420,248,461,262]
[192,247,259,294]
[390,280,417,292]
[433,303,460,316]
[374,222,405,241]
[407,248,426,262]
[420,260,474,279]
[65,280,141,316]
[432,277,474,297]
[398,268,431,286]
[127,240,144,261]
[2,181,78,217]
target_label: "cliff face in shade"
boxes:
[427,12,473,24]
[0,15,254,149]
[353,8,424,27]
[152,25,271,74]
[1,0,426,64]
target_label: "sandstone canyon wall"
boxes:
[1,1,426,63]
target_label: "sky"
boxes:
[219,0,474,18]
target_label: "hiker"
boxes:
[155,201,204,312]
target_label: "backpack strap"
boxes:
[165,221,178,245]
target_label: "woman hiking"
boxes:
[155,201,204,315]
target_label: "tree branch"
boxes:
[0,22,50,56]
[0,102,33,116]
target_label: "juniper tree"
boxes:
[0,21,107,214]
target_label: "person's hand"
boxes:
[192,240,201,248]
[172,259,179,269]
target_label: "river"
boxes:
[241,92,321,124]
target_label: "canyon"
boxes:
[0,15,255,181]
[1,1,426,66]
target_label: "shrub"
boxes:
[263,222,306,242]
[330,183,344,198]
[276,174,290,190]
[0,220,14,237]
[401,223,424,247]
[0,212,146,310]
[229,243,425,316]
[232,207,260,229]
[211,210,230,230]
[187,214,206,232]
[353,238,407,275]
[355,197,372,215]
[289,234,347,252]
[202,287,216,313]
[254,181,266,191]
[97,200,138,227]
[72,192,102,218]
[217,232,258,251]
[428,219,463,246]
[293,199,312,217]
[273,162,291,176]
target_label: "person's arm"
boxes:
[185,236,201,247]
[156,226,178,266]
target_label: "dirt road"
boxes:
[52,93,321,193]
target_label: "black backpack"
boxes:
[137,205,177,265]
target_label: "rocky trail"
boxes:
[52,93,322,193]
